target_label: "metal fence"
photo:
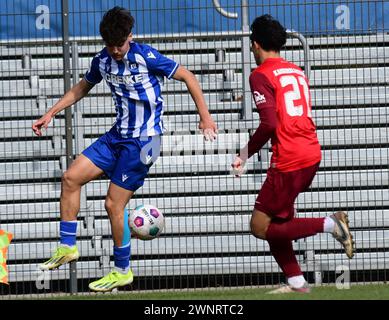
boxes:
[0,0,388,297]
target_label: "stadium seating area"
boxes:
[0,33,388,290]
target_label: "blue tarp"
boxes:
[1,0,388,40]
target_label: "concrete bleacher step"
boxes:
[0,194,255,222]
[2,214,251,241]
[0,98,43,118]
[313,106,389,127]
[1,188,388,222]
[0,201,61,221]
[0,140,65,160]
[93,169,389,196]
[1,168,388,202]
[319,147,389,168]
[6,235,270,262]
[8,252,389,283]
[0,75,240,97]
[2,66,389,98]
[2,33,387,59]
[153,147,389,172]
[1,87,387,124]
[63,85,389,108]
[296,188,389,210]
[20,103,389,134]
[43,105,389,134]
[305,231,389,251]
[7,239,106,261]
[0,98,242,119]
[293,210,389,229]
[80,128,389,158]
[1,83,387,122]
[315,252,389,272]
[0,160,62,181]
[8,260,103,283]
[1,187,388,221]
[78,132,249,157]
[9,251,389,283]
[4,209,389,241]
[2,45,388,78]
[2,104,389,140]
[8,251,389,283]
[81,113,247,134]
[7,230,389,264]
[7,209,384,238]
[1,147,387,184]
[8,256,285,282]
[174,46,389,70]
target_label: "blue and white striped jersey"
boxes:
[84,42,179,138]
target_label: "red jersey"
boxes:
[247,57,321,172]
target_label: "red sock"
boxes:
[266,218,325,242]
[268,239,302,278]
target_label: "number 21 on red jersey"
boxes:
[279,75,312,118]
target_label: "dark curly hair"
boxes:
[99,6,135,47]
[250,14,287,52]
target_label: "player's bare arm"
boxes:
[172,65,218,141]
[32,79,94,136]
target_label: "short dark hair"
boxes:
[99,6,135,47]
[250,14,287,52]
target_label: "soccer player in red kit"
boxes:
[232,15,355,294]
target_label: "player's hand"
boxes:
[199,117,218,141]
[32,113,53,136]
[231,155,246,177]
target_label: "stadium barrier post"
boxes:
[61,0,77,295]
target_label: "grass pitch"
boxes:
[44,283,389,300]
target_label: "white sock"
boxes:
[287,275,306,288]
[323,216,335,233]
[114,266,130,274]
[59,243,72,248]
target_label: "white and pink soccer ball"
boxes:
[128,204,165,240]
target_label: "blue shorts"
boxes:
[82,128,161,191]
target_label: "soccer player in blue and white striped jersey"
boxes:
[32,6,218,292]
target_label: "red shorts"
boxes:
[255,162,320,221]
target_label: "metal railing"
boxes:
[213,0,311,119]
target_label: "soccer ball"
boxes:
[128,204,165,240]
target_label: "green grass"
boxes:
[41,283,389,300]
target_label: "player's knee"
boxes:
[61,170,80,191]
[104,197,114,214]
[250,212,271,240]
[250,222,267,240]
[104,196,122,216]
